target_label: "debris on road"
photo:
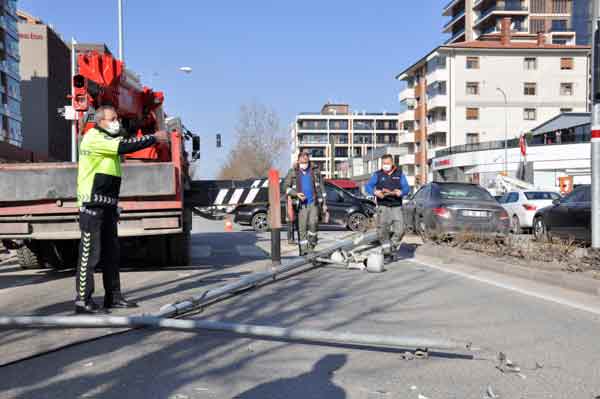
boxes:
[496,352,521,374]
[485,385,500,398]
[418,393,431,399]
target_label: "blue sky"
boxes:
[20,0,446,178]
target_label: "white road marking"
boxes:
[407,258,600,316]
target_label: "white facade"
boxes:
[397,41,589,184]
[432,142,591,189]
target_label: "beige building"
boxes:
[18,10,71,161]
[443,0,591,45]
[290,103,412,180]
[397,20,589,185]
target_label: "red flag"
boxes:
[519,134,527,157]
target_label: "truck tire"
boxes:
[17,244,43,270]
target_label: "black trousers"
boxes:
[75,206,121,305]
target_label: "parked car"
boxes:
[234,182,376,232]
[403,182,510,239]
[326,179,363,197]
[533,184,591,243]
[499,190,561,233]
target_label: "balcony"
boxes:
[398,131,415,144]
[445,27,466,44]
[426,68,447,85]
[428,120,448,134]
[442,0,465,16]
[427,95,448,110]
[443,9,466,33]
[474,4,529,27]
[398,86,415,102]
[398,153,415,166]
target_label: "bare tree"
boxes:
[218,103,288,179]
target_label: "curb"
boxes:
[414,245,600,297]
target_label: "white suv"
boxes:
[499,190,561,233]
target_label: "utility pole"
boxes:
[592,0,600,249]
[496,87,508,175]
[118,0,125,61]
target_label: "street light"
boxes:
[118,0,124,61]
[496,87,509,175]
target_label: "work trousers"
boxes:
[298,203,319,255]
[376,206,405,255]
[75,206,121,305]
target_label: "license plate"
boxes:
[461,210,488,218]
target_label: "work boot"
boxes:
[75,300,108,315]
[104,294,139,309]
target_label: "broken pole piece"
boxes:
[0,316,472,353]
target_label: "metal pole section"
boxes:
[155,232,378,318]
[496,87,508,175]
[592,0,600,249]
[268,169,281,265]
[71,37,77,163]
[0,316,470,352]
[118,0,124,62]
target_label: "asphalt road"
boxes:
[1,219,600,399]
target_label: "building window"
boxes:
[560,108,573,113]
[466,82,480,95]
[329,120,349,130]
[524,82,537,96]
[560,57,574,70]
[560,82,573,96]
[552,0,568,13]
[530,18,545,33]
[466,56,480,69]
[531,0,546,13]
[524,57,537,70]
[466,108,479,120]
[524,108,537,121]
[353,120,374,130]
[551,19,568,31]
[466,133,480,144]
[552,37,569,45]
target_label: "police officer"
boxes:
[365,154,410,257]
[283,152,326,256]
[75,105,169,314]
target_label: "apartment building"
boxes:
[397,19,589,184]
[18,10,71,161]
[291,103,410,179]
[0,0,21,149]
[443,0,592,45]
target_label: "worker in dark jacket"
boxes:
[283,152,326,256]
[75,105,168,314]
[365,154,410,257]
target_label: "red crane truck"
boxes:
[0,50,200,269]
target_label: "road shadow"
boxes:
[235,354,348,399]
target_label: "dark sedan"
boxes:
[404,182,510,239]
[533,184,591,243]
[234,182,376,232]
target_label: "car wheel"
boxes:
[251,212,269,233]
[533,216,549,242]
[347,213,367,232]
[511,215,520,235]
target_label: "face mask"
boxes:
[299,163,309,170]
[382,164,393,172]
[105,120,121,136]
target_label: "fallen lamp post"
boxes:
[0,315,472,353]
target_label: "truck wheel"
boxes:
[17,244,43,270]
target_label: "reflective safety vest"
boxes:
[77,128,122,207]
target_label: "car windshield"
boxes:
[438,185,494,201]
[524,191,560,200]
